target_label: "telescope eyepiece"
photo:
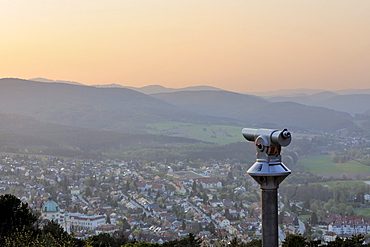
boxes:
[282,129,291,139]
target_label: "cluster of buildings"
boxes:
[41,196,109,235]
[0,155,262,242]
[326,215,370,238]
[2,154,370,244]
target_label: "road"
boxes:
[186,199,218,228]
[298,219,306,235]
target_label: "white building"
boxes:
[195,178,222,188]
[328,223,370,235]
[41,197,106,234]
[95,224,119,235]
[41,196,62,224]
[66,213,106,232]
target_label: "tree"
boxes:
[42,220,70,242]
[291,204,297,213]
[303,199,310,210]
[163,233,202,247]
[325,234,370,247]
[89,233,116,247]
[85,187,92,197]
[282,234,306,247]
[192,181,197,192]
[0,194,38,242]
[245,239,262,247]
[121,218,131,231]
[112,230,130,246]
[228,171,234,180]
[225,237,261,247]
[293,217,299,226]
[124,243,160,247]
[228,237,241,246]
[40,220,87,247]
[206,222,215,234]
[311,212,318,226]
[4,230,58,247]
[182,220,186,230]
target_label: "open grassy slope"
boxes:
[146,121,245,145]
[299,155,370,174]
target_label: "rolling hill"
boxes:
[0,78,357,136]
[124,85,223,94]
[0,77,363,160]
[314,94,370,115]
[259,90,370,115]
[0,78,237,133]
[0,112,256,161]
[151,91,354,132]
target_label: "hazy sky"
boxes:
[1,0,369,92]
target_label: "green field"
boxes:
[310,180,367,188]
[146,121,245,145]
[355,208,370,218]
[300,155,370,174]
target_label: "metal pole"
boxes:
[242,128,292,247]
[261,188,279,247]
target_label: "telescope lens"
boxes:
[282,130,291,139]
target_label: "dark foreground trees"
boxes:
[0,194,38,244]
[0,193,203,246]
[282,234,370,247]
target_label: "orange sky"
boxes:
[1,0,369,92]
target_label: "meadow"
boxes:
[299,155,370,174]
[146,121,245,145]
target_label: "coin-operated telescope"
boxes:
[242,128,291,188]
[242,128,292,247]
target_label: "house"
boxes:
[363,193,370,203]
[224,207,237,214]
[283,216,294,225]
[211,211,222,220]
[223,199,233,207]
[66,213,106,232]
[151,184,165,192]
[245,218,260,227]
[195,178,222,188]
[209,199,223,207]
[324,231,337,243]
[152,208,167,216]
[95,224,119,235]
[136,183,147,191]
[164,203,174,210]
[70,187,81,195]
[172,181,187,195]
[216,217,230,228]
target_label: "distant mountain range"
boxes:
[0,78,361,133]
[263,91,370,115]
[0,77,368,159]
[0,78,364,160]
[30,77,370,115]
[120,85,223,94]
[31,78,223,94]
[249,88,370,97]
[2,78,229,133]
[93,84,224,95]
[151,91,354,132]
[30,77,85,86]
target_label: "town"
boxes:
[2,147,370,245]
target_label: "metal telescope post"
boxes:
[242,128,292,247]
